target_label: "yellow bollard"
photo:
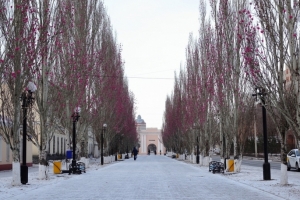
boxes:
[53,161,62,174]
[227,159,234,172]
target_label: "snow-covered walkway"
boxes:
[0,155,298,199]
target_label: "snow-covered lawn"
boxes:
[214,164,300,200]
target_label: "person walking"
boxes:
[132,147,138,160]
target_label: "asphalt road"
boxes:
[242,159,280,170]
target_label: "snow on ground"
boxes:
[194,160,300,200]
[215,164,300,200]
[0,157,299,199]
[0,158,108,198]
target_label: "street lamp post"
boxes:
[196,136,199,164]
[20,81,37,185]
[192,123,200,164]
[71,107,80,174]
[101,123,107,165]
[126,143,129,158]
[252,87,271,180]
[115,131,119,161]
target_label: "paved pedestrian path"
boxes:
[7,155,283,200]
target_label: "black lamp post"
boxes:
[126,143,129,158]
[192,124,200,164]
[252,87,271,180]
[71,107,80,174]
[115,131,119,161]
[196,136,199,164]
[20,81,37,185]
[101,123,107,165]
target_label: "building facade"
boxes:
[136,115,165,155]
[0,135,33,171]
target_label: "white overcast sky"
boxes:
[104,0,200,128]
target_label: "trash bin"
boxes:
[53,161,62,174]
[66,150,72,159]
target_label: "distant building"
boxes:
[135,115,165,155]
[0,82,34,170]
[283,67,292,90]
[0,128,33,171]
[136,115,146,131]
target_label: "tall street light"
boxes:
[21,81,37,184]
[126,142,129,159]
[115,130,120,161]
[71,107,80,174]
[192,123,200,164]
[101,123,107,165]
[252,87,271,180]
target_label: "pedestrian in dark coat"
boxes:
[132,147,138,160]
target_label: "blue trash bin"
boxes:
[66,150,72,159]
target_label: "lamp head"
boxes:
[27,81,37,92]
[74,107,81,113]
[72,107,80,122]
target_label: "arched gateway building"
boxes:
[135,115,165,155]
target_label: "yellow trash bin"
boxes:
[53,161,62,174]
[227,159,234,172]
[118,154,122,159]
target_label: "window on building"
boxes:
[6,142,10,162]
[61,138,63,154]
[20,138,23,162]
[53,136,55,154]
[57,137,59,154]
[64,139,66,155]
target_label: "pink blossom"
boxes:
[11,72,16,78]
